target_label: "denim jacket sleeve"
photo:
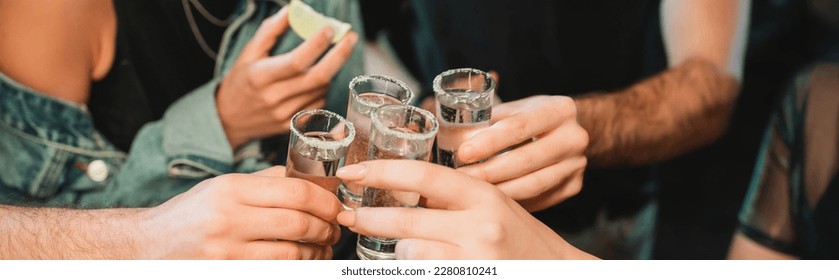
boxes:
[105,0,365,198]
[1,0,361,208]
[161,78,238,178]
[97,82,271,207]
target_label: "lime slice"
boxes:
[288,0,351,43]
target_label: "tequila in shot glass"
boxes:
[339,75,414,209]
[285,109,355,194]
[433,68,495,168]
[356,104,438,260]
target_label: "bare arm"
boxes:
[0,206,144,259]
[0,167,342,259]
[575,0,750,167]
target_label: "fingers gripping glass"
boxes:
[356,104,438,260]
[339,75,414,210]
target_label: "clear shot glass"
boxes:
[285,109,355,194]
[339,75,414,209]
[433,68,495,168]
[356,104,438,260]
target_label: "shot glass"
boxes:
[285,109,355,194]
[433,68,495,168]
[339,75,414,209]
[356,104,438,260]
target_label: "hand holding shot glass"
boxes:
[285,109,355,194]
[355,104,438,260]
[434,68,495,168]
[339,75,414,209]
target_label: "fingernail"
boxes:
[336,164,367,180]
[322,27,335,41]
[336,210,356,227]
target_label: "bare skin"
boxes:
[0,167,343,259]
[0,1,355,259]
[0,2,358,150]
[576,0,748,167]
[444,0,750,210]
[336,160,598,260]
[0,0,115,104]
[216,8,359,148]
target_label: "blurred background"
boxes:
[359,0,839,259]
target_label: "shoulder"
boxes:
[0,0,116,103]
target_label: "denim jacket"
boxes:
[0,0,364,208]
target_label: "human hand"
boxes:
[455,95,588,212]
[335,160,596,259]
[217,7,359,149]
[139,166,342,259]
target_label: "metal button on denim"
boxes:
[87,160,109,182]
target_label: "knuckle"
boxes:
[208,176,237,204]
[511,121,533,142]
[530,174,562,191]
[529,173,552,194]
[505,117,529,134]
[511,181,540,200]
[289,54,308,72]
[287,180,314,204]
[477,222,506,244]
[557,95,575,105]
[581,132,590,147]
[285,213,310,238]
[569,178,583,196]
[551,95,577,115]
[513,151,537,173]
[260,94,275,107]
[205,214,231,236]
[281,245,304,260]
[574,126,590,152]
[245,65,263,88]
[551,95,573,106]
[559,168,585,199]
[472,164,492,182]
[209,173,235,187]
[322,247,334,260]
[271,108,293,121]
[477,187,506,206]
[306,72,332,86]
[415,164,440,189]
[322,224,338,245]
[397,211,417,235]
[577,156,588,171]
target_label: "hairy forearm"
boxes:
[575,58,739,167]
[0,205,146,259]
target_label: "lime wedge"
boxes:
[288,0,351,43]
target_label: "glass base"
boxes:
[338,185,362,210]
[356,244,396,260]
[357,235,397,260]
